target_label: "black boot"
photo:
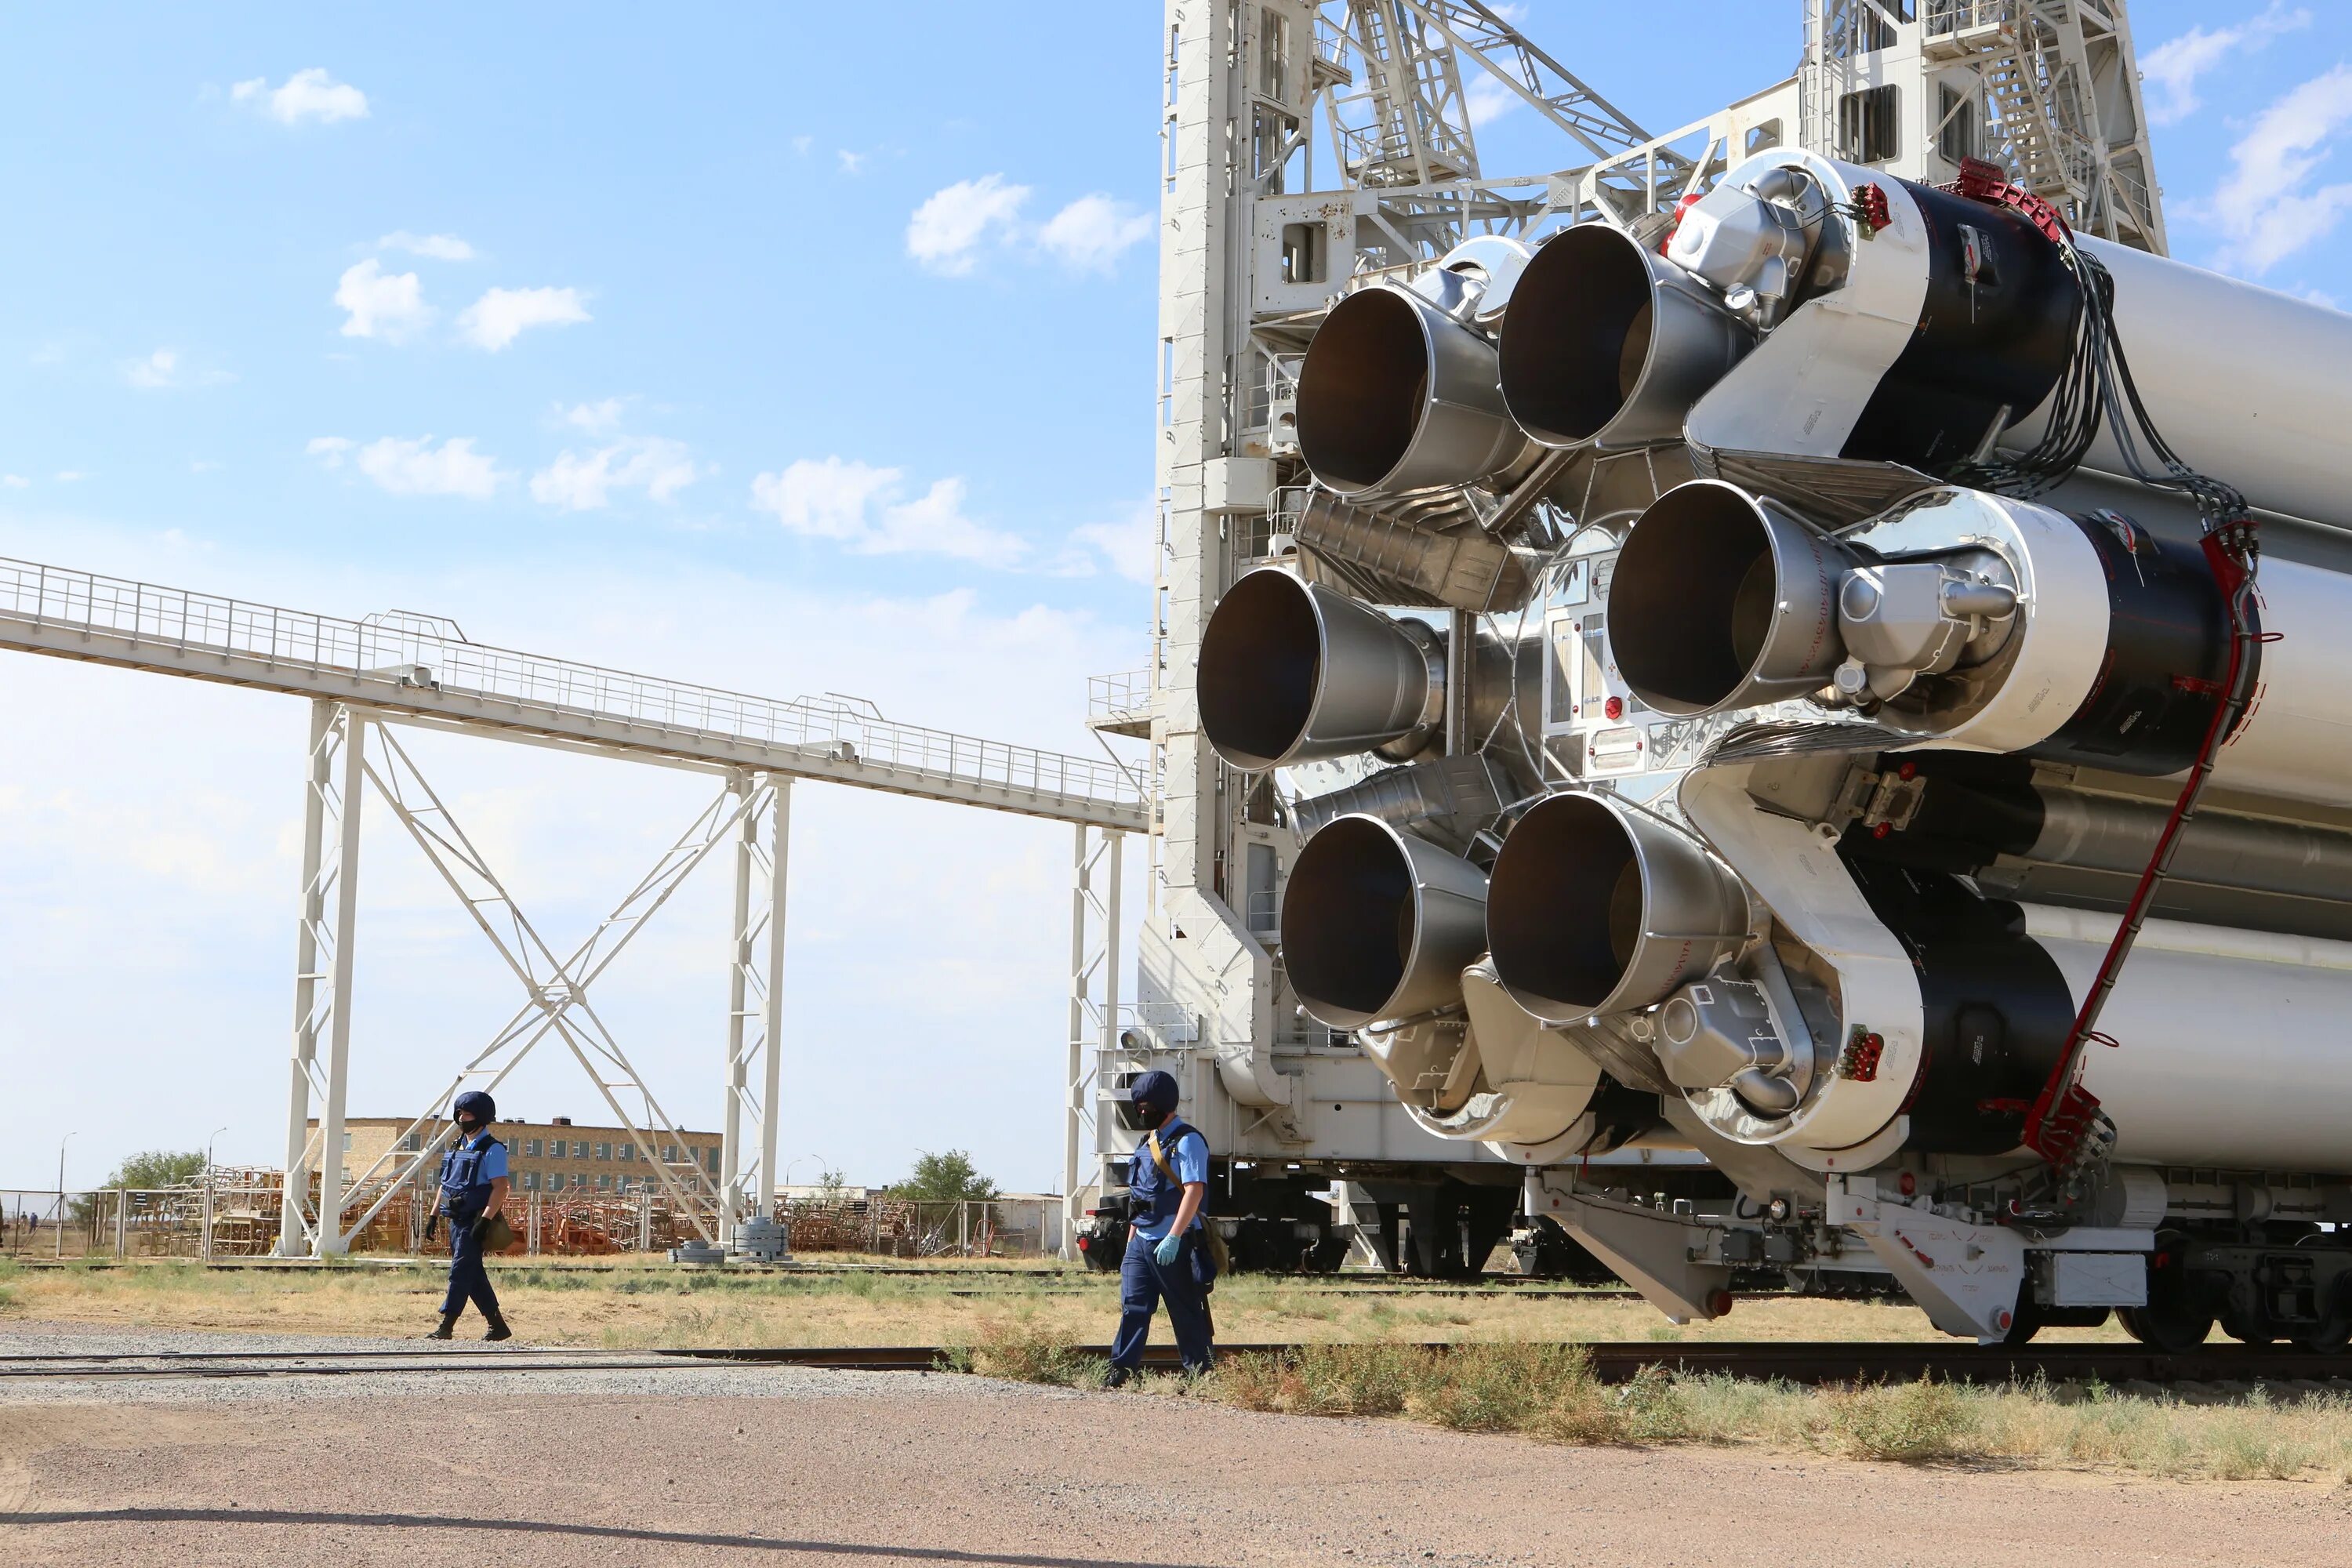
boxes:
[423,1313,459,1340]
[483,1315,512,1343]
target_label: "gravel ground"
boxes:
[9,1323,2352,1567]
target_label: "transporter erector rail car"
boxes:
[1201,143,2352,1345]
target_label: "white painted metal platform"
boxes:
[0,557,1145,832]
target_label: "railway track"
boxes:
[3,1258,1647,1298]
[9,1340,2352,1385]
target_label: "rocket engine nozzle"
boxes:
[1295,284,1530,497]
[1485,792,1749,1024]
[1498,223,1753,451]
[1280,814,1490,1030]
[1607,480,1861,716]
[1197,568,1442,771]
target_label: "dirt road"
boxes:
[6,1327,2350,1566]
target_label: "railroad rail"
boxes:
[10,1341,2352,1385]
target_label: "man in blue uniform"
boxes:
[425,1090,512,1341]
[1107,1069,1214,1384]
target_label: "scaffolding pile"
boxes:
[779,1197,1049,1258]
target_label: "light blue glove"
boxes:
[1153,1231,1184,1266]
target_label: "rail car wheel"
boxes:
[2119,1305,2212,1352]
[2123,1233,2213,1352]
[2222,1313,2278,1347]
[2293,1313,2352,1353]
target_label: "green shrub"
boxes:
[1818,1377,1976,1461]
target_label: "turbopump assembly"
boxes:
[1224,143,2352,1348]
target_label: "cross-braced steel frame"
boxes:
[1063,826,1123,1255]
[278,701,769,1255]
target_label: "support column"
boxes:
[720,772,789,1252]
[279,700,339,1257]
[759,778,790,1222]
[1064,826,1124,1258]
[720,774,755,1248]
[314,710,367,1255]
[1065,826,1088,1258]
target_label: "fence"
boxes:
[0,1182,1055,1261]
[779,1197,1052,1258]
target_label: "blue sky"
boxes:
[3,2,2348,1193]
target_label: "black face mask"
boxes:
[456,1117,480,1136]
[1134,1102,1169,1131]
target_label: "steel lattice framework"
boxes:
[0,556,1141,1257]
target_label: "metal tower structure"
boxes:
[1118,1,1693,1252]
[0,556,1144,1258]
[1801,0,2166,252]
[1111,0,2170,1263]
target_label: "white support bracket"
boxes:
[1526,1167,1734,1324]
[1829,1175,2027,1342]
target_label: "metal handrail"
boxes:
[0,557,1142,811]
[1087,670,1153,719]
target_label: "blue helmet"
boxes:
[1127,1070,1179,1117]
[452,1090,497,1123]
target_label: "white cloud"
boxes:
[906,174,1031,275]
[837,149,869,176]
[456,285,590,351]
[530,437,699,511]
[310,435,502,499]
[230,68,368,126]
[2213,63,2352,273]
[1070,500,1160,584]
[125,349,178,390]
[378,230,475,261]
[54,470,85,483]
[560,398,627,434]
[750,457,1025,565]
[750,456,901,541]
[2142,5,2310,125]
[865,477,1022,564]
[1037,195,1153,272]
[1,474,27,489]
[335,259,432,341]
[1465,73,1520,130]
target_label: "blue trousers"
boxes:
[441,1210,503,1321]
[1111,1230,1214,1371]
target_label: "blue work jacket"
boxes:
[1127,1116,1209,1242]
[437,1131,507,1218]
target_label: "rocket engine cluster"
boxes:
[1203,147,2352,1347]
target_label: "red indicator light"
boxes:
[1603,695,1624,720]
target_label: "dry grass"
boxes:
[0,1254,2129,1349]
[961,1323,2352,1484]
[16,1258,2352,1483]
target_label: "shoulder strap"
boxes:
[1144,1127,1177,1186]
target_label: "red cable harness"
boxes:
[2020,526,2267,1174]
